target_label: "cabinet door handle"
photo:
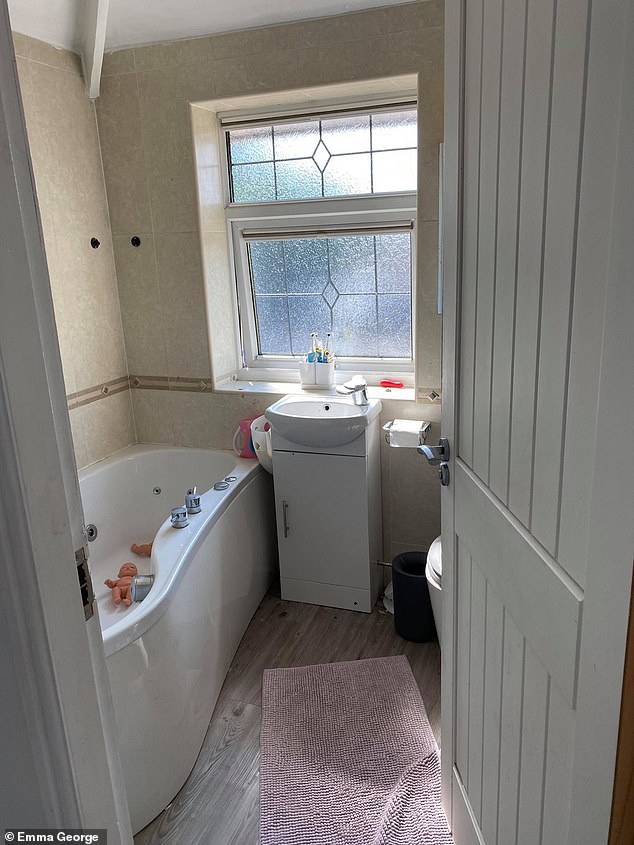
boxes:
[282,500,290,538]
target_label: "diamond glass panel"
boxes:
[227,106,417,202]
[322,283,339,308]
[313,141,331,172]
[247,232,412,358]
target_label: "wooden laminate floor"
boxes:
[134,591,441,845]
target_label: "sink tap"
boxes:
[336,376,369,406]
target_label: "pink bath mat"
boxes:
[260,655,453,845]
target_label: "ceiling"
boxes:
[8,0,417,52]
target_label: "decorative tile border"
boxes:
[66,374,216,410]
[67,375,131,410]
[130,375,213,392]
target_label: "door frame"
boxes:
[441,0,634,842]
[0,3,131,838]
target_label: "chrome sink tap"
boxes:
[336,376,369,406]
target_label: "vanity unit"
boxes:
[265,394,383,613]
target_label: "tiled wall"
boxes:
[12,2,444,559]
[12,33,135,469]
[96,1,444,559]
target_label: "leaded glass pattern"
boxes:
[228,109,417,203]
[248,232,412,359]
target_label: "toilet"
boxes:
[426,536,442,648]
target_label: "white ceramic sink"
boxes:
[265,394,382,448]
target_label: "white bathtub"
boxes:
[79,445,276,833]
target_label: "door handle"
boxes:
[417,437,450,465]
[282,500,290,538]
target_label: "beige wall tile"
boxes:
[68,406,89,470]
[206,23,298,61]
[101,48,136,76]
[25,62,111,233]
[133,36,216,73]
[294,8,390,48]
[209,49,298,98]
[386,0,444,33]
[16,43,132,470]
[96,73,153,235]
[82,390,136,465]
[131,389,176,444]
[21,34,82,75]
[113,234,168,375]
[54,231,128,391]
[388,440,441,549]
[154,233,212,378]
[11,31,30,58]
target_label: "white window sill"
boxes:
[215,378,416,402]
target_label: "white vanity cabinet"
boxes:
[270,415,383,613]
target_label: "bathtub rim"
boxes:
[79,444,264,658]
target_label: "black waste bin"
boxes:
[392,551,437,643]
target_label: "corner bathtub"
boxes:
[79,445,276,833]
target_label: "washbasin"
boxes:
[265,394,382,448]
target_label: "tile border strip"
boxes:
[66,375,215,410]
[130,375,214,392]
[67,375,131,410]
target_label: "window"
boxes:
[223,102,417,382]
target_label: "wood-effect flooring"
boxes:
[134,592,441,845]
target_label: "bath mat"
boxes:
[260,655,452,845]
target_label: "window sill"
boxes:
[215,377,416,402]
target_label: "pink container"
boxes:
[232,416,259,459]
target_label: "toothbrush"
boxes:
[325,333,332,363]
[308,332,317,362]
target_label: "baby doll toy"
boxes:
[105,562,138,607]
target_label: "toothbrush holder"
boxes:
[299,360,316,387]
[315,360,335,388]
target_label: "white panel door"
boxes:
[441,2,634,844]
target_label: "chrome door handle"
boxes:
[417,437,450,465]
[282,500,290,538]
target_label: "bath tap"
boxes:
[185,486,201,514]
[336,376,369,406]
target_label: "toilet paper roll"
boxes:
[383,419,428,448]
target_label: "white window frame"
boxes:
[221,102,418,386]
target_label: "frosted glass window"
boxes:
[372,149,417,193]
[273,121,320,158]
[229,126,273,164]
[275,159,322,201]
[227,106,417,202]
[231,163,275,202]
[323,153,372,197]
[247,232,412,358]
[371,110,417,150]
